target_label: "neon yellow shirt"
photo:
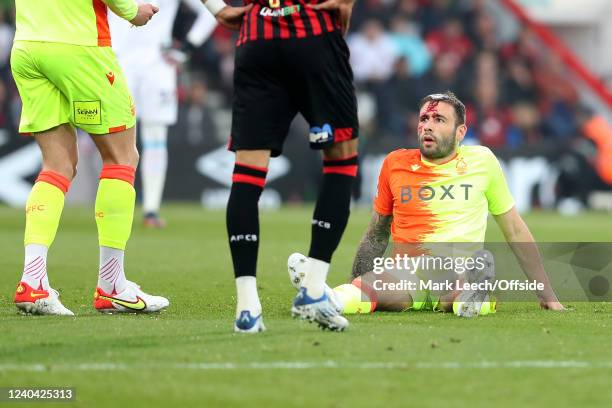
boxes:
[374,145,515,243]
[14,0,138,47]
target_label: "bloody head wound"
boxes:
[419,91,466,127]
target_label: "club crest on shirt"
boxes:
[456,158,468,175]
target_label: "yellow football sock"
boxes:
[95,165,136,250]
[24,172,70,247]
[333,283,376,314]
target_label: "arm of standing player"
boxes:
[494,207,565,311]
[351,212,392,279]
[308,0,356,35]
[103,1,159,26]
[200,0,252,31]
[162,0,219,65]
[183,0,219,47]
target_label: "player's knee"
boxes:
[128,148,140,168]
[235,150,271,169]
[42,161,77,182]
[323,139,358,160]
[105,146,139,168]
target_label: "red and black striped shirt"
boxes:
[236,0,341,46]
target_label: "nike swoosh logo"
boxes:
[30,292,47,298]
[100,295,146,311]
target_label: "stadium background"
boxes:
[1,2,611,406]
[0,0,610,214]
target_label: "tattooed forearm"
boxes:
[350,212,392,279]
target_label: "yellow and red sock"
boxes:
[24,171,70,247]
[95,164,136,250]
[332,278,377,314]
[21,171,70,290]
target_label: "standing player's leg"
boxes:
[290,140,357,331]
[14,124,77,316]
[89,127,169,313]
[285,32,359,331]
[304,138,358,296]
[35,42,169,313]
[140,122,168,228]
[227,149,270,333]
[228,40,296,333]
[138,60,177,228]
[11,42,76,314]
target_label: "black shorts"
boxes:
[229,32,358,157]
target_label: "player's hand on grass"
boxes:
[130,3,160,26]
[540,299,566,311]
[308,0,356,35]
[215,4,253,31]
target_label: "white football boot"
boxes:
[94,280,169,313]
[14,282,74,316]
[454,249,496,317]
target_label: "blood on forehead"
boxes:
[424,100,440,114]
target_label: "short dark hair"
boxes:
[418,91,466,126]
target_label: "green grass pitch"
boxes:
[1,205,611,407]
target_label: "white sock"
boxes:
[301,257,330,298]
[235,276,261,318]
[140,123,168,214]
[98,246,127,294]
[21,244,49,291]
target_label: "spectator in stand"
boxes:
[0,79,14,140]
[535,53,579,140]
[389,57,420,139]
[418,53,460,98]
[174,74,217,148]
[503,57,538,104]
[348,19,398,133]
[394,0,422,22]
[0,8,13,72]
[425,17,474,67]
[461,0,498,51]
[467,65,509,148]
[389,17,431,77]
[500,27,540,67]
[507,102,542,148]
[349,19,398,83]
[419,0,456,34]
[350,0,395,32]
[470,10,498,51]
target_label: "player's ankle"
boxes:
[301,257,330,298]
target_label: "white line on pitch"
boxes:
[1,361,612,372]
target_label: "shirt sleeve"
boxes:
[104,0,138,22]
[183,0,218,47]
[484,148,515,215]
[373,156,394,216]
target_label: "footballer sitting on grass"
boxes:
[289,91,565,317]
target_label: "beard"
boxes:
[419,132,458,160]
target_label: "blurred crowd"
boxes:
[346,0,588,152]
[0,0,592,150]
[177,0,591,154]
[0,0,610,207]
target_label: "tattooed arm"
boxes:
[351,211,393,279]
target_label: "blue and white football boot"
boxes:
[234,310,266,333]
[288,253,343,313]
[292,287,349,331]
